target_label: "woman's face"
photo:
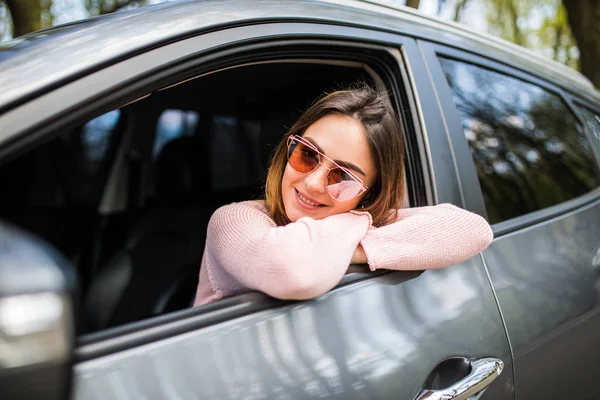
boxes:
[281,113,376,222]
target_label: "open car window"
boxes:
[0,50,415,336]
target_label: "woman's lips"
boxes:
[295,189,325,210]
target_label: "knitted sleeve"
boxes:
[205,201,372,300]
[359,203,493,271]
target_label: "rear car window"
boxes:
[439,58,600,224]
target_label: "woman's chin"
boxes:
[285,206,306,222]
[285,204,324,222]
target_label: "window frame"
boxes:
[419,40,600,237]
[569,98,600,161]
[0,23,434,361]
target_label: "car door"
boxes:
[0,14,513,400]
[422,40,600,400]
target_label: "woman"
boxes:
[193,84,493,306]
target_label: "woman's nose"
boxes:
[304,164,328,193]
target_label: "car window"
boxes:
[439,58,600,224]
[2,57,401,334]
[69,60,382,332]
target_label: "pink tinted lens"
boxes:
[326,180,363,202]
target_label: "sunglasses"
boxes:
[286,135,368,202]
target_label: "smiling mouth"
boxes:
[296,189,325,207]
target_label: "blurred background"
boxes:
[0,0,598,88]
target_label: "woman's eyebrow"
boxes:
[304,137,367,176]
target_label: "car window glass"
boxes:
[439,57,600,224]
[577,106,600,142]
[77,110,122,204]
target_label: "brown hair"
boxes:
[265,83,405,227]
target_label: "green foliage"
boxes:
[481,0,579,70]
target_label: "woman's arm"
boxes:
[205,201,372,300]
[359,203,493,271]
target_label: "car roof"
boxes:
[0,0,598,111]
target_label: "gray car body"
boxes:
[1,1,599,399]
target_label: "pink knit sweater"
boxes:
[193,201,493,306]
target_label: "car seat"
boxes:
[83,136,211,331]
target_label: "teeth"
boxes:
[298,192,321,207]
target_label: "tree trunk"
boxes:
[507,0,524,46]
[5,0,48,37]
[552,23,564,62]
[564,0,600,88]
[98,0,141,15]
[406,0,421,9]
[452,0,470,22]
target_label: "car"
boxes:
[1,0,599,399]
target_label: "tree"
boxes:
[482,0,531,47]
[405,0,421,9]
[538,3,578,70]
[451,0,470,22]
[481,0,579,70]
[4,0,52,38]
[85,0,147,16]
[563,0,600,88]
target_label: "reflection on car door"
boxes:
[74,261,511,399]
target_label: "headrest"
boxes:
[153,136,198,203]
[259,113,295,172]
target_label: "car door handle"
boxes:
[414,357,504,400]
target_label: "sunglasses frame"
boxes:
[286,135,368,202]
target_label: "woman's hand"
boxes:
[351,244,368,264]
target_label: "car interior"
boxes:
[0,59,411,334]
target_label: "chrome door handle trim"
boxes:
[414,357,504,400]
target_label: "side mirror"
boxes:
[0,221,77,400]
